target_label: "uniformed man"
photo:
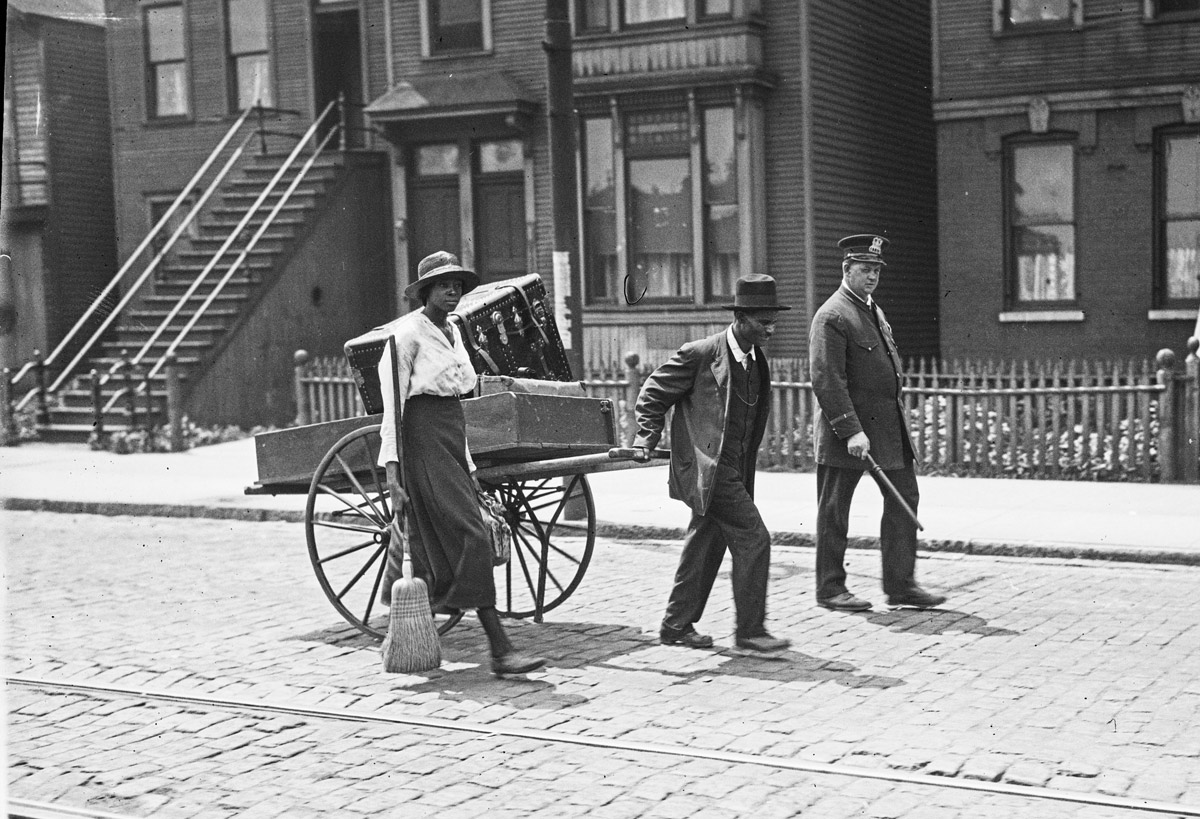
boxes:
[809,234,946,612]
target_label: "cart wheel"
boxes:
[483,473,596,620]
[305,423,463,639]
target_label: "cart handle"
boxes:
[607,447,670,462]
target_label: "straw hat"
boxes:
[403,251,480,301]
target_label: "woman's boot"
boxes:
[477,607,544,677]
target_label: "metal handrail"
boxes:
[128,99,340,383]
[10,106,257,406]
[148,123,340,382]
[40,130,258,404]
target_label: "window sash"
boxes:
[1005,0,1073,26]
[228,0,269,54]
[623,0,686,26]
[430,0,485,52]
[703,106,738,300]
[1008,141,1076,303]
[153,63,189,117]
[234,54,272,108]
[629,156,694,300]
[1160,131,1200,302]
[147,5,185,62]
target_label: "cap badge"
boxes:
[869,236,884,255]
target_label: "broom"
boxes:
[381,335,441,673]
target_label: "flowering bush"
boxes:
[88,419,274,455]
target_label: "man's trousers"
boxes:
[815,460,920,600]
[663,462,771,640]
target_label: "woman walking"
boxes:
[377,250,544,677]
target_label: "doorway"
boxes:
[312,9,364,147]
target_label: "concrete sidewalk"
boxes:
[1,438,1197,564]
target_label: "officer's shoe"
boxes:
[817,592,873,612]
[659,624,714,649]
[491,652,546,677]
[733,633,791,657]
[886,587,947,609]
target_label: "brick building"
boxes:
[933,0,1200,360]
[1,0,117,374]
[89,0,938,427]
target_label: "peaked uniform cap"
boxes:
[838,234,889,266]
[404,251,480,300]
[721,274,791,311]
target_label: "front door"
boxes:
[409,143,462,277]
[473,139,526,283]
[312,9,364,147]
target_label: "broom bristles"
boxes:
[381,561,441,673]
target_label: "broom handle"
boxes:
[387,335,416,581]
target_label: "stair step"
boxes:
[130,307,240,322]
[140,292,249,306]
[201,213,307,231]
[209,201,314,219]
[153,260,274,277]
[148,276,261,292]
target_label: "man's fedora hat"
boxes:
[721,274,791,311]
[404,251,480,301]
[838,234,889,266]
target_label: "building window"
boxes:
[148,193,200,275]
[1008,141,1076,303]
[581,100,746,306]
[624,0,685,26]
[577,0,610,32]
[1158,129,1200,304]
[227,0,272,110]
[426,0,487,54]
[627,109,693,300]
[700,0,733,17]
[703,107,738,299]
[1150,0,1200,17]
[583,118,618,301]
[145,4,188,118]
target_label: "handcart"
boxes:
[245,273,668,639]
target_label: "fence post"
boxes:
[0,367,12,446]
[1184,336,1199,483]
[33,349,50,426]
[338,91,348,153]
[166,353,185,452]
[122,350,138,433]
[623,351,641,446]
[1156,348,1178,482]
[294,349,311,427]
[90,369,104,444]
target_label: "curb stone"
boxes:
[5,496,1199,567]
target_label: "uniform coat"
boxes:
[810,285,915,470]
[634,330,771,516]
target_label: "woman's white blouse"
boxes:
[376,311,479,468]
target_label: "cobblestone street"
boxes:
[5,510,1200,817]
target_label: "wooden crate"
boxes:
[251,393,616,487]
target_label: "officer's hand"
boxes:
[632,446,652,462]
[847,432,871,460]
[388,475,409,521]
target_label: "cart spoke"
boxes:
[336,542,386,601]
[334,453,387,525]
[511,527,567,595]
[362,436,391,521]
[317,537,377,565]
[514,521,584,567]
[312,518,385,536]
[316,483,384,524]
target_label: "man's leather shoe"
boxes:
[659,625,714,649]
[817,592,873,612]
[491,652,546,677]
[734,634,791,654]
[886,587,947,609]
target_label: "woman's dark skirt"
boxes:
[401,394,496,610]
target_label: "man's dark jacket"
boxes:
[809,285,915,471]
[634,331,771,516]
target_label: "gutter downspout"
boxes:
[800,0,815,333]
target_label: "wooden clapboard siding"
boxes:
[807,0,938,359]
[762,0,806,356]
[40,14,119,347]
[937,0,1200,103]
